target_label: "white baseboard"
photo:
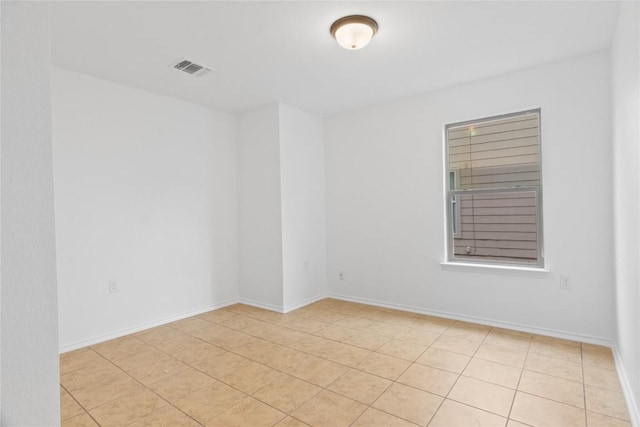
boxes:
[328,292,613,347]
[59,298,239,354]
[238,293,328,314]
[612,345,640,427]
[283,293,328,313]
[238,297,285,313]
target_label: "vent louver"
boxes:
[172,58,211,77]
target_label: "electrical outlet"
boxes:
[109,280,119,293]
[339,271,344,280]
[559,275,571,290]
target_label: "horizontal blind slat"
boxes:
[448,115,539,139]
[470,144,539,161]
[454,239,538,250]
[457,164,541,177]
[461,223,537,233]
[461,206,537,215]
[460,198,536,208]
[454,247,537,259]
[461,215,537,224]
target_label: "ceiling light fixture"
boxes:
[330,15,378,50]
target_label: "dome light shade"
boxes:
[330,15,378,50]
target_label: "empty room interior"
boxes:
[2,1,640,426]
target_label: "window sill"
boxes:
[440,262,550,275]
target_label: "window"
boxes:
[445,109,543,267]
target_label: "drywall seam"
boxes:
[283,293,327,313]
[59,298,238,353]
[329,292,613,347]
[613,344,640,427]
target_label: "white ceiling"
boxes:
[50,1,620,116]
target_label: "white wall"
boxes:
[237,103,328,311]
[52,67,238,351]
[325,51,615,342]
[612,2,640,423]
[279,104,327,310]
[1,2,60,424]
[237,104,284,309]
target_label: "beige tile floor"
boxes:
[60,299,631,427]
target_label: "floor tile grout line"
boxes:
[60,299,628,426]
[505,336,533,424]
[191,310,381,361]
[514,391,596,424]
[185,315,416,387]
[508,339,608,422]
[223,302,453,347]
[223,307,512,424]
[347,318,462,426]
[166,307,418,422]
[527,348,584,364]
[178,359,319,422]
[361,342,436,425]
[364,390,427,427]
[302,305,446,425]
[82,345,205,427]
[146,319,327,422]
[60,383,102,426]
[518,367,587,386]
[268,302,626,423]
[424,325,494,426]
[516,350,593,385]
[346,378,397,426]
[343,397,370,427]
[431,327,540,423]
[443,397,519,423]
[288,302,430,424]
[581,343,589,427]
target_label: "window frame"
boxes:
[444,109,545,268]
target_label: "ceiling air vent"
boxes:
[172,58,211,77]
